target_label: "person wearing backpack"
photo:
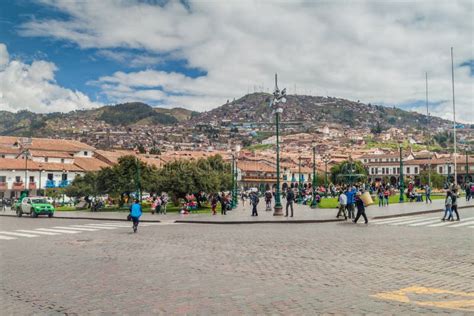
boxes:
[250,192,259,216]
[285,187,295,217]
[448,190,460,221]
[442,191,453,221]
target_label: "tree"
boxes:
[65,172,98,198]
[419,170,445,189]
[370,121,383,134]
[149,147,161,155]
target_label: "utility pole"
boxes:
[426,72,431,187]
[399,144,405,203]
[451,47,457,186]
[311,142,317,208]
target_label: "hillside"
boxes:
[0,103,197,136]
[190,93,450,131]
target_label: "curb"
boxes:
[371,205,473,220]
[174,218,345,224]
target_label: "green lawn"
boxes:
[316,194,445,209]
[56,203,214,213]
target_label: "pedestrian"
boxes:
[377,187,384,207]
[425,184,432,204]
[336,190,347,219]
[466,184,471,202]
[250,192,259,216]
[448,190,460,221]
[285,187,295,217]
[151,197,158,215]
[353,192,368,224]
[161,193,168,214]
[384,187,390,206]
[442,191,453,221]
[219,192,227,215]
[265,190,272,211]
[129,199,142,233]
[155,196,162,214]
[345,187,356,219]
[240,191,246,207]
[211,194,218,215]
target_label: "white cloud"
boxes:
[0,43,101,113]
[17,0,474,121]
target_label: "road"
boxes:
[1,210,473,315]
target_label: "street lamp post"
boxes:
[298,154,302,203]
[399,145,405,203]
[135,156,141,202]
[322,154,331,197]
[465,150,469,185]
[271,73,286,216]
[231,147,239,209]
[311,142,318,208]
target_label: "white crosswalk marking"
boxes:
[36,228,81,234]
[0,231,39,238]
[372,216,425,225]
[427,221,458,227]
[16,229,60,236]
[388,217,440,226]
[81,224,118,229]
[0,235,17,240]
[448,219,474,228]
[90,223,131,227]
[409,219,443,226]
[54,226,99,231]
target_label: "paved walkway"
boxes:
[2,198,473,223]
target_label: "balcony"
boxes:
[58,180,70,188]
[45,180,56,188]
[28,182,37,190]
[0,182,7,190]
[12,182,25,191]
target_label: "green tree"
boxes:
[419,170,445,189]
[65,172,98,198]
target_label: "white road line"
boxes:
[0,235,17,240]
[427,221,458,227]
[89,223,131,227]
[388,217,440,226]
[409,219,444,226]
[0,231,39,238]
[372,216,426,225]
[448,219,474,228]
[16,229,60,235]
[54,226,99,231]
[36,228,80,234]
[81,224,118,230]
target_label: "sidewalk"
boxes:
[1,198,472,223]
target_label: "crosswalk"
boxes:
[372,215,474,229]
[0,221,175,241]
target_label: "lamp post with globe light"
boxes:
[311,141,318,208]
[271,73,286,216]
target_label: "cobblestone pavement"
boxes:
[1,210,473,315]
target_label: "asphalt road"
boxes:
[1,210,473,315]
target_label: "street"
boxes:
[1,210,473,315]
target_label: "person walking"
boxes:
[337,191,347,219]
[250,192,259,216]
[442,191,453,221]
[129,199,142,233]
[211,194,218,215]
[264,190,272,211]
[377,187,384,207]
[448,190,460,221]
[219,192,227,215]
[383,186,390,206]
[353,192,368,224]
[240,191,247,207]
[425,184,432,204]
[161,193,168,214]
[345,187,356,219]
[285,187,295,217]
[466,184,471,202]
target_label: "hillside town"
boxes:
[1,133,472,200]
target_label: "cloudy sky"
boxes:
[0,0,472,122]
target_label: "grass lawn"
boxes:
[316,194,446,209]
[56,203,214,213]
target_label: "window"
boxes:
[15,176,21,183]
[29,176,34,183]
[47,173,54,180]
[397,167,400,174]
[406,167,410,174]
[84,151,88,156]
[439,167,443,173]
[1,154,4,158]
[448,166,452,174]
[61,158,65,163]
[62,173,68,181]
[45,157,48,162]
[364,159,367,163]
[0,176,6,182]
[414,167,418,174]
[382,168,385,175]
[393,167,397,174]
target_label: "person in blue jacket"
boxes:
[345,186,356,219]
[129,199,142,233]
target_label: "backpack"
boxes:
[253,195,260,205]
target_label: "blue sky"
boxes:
[0,0,472,122]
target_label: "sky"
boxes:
[0,0,472,122]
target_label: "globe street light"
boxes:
[231,145,240,209]
[311,141,318,208]
[399,144,405,203]
[298,153,303,204]
[322,154,331,197]
[271,73,286,216]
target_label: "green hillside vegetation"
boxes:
[99,102,178,126]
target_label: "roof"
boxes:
[0,158,84,172]
[73,157,110,171]
[0,136,95,152]
[29,150,73,159]
[237,161,275,172]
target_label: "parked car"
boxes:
[16,197,55,218]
